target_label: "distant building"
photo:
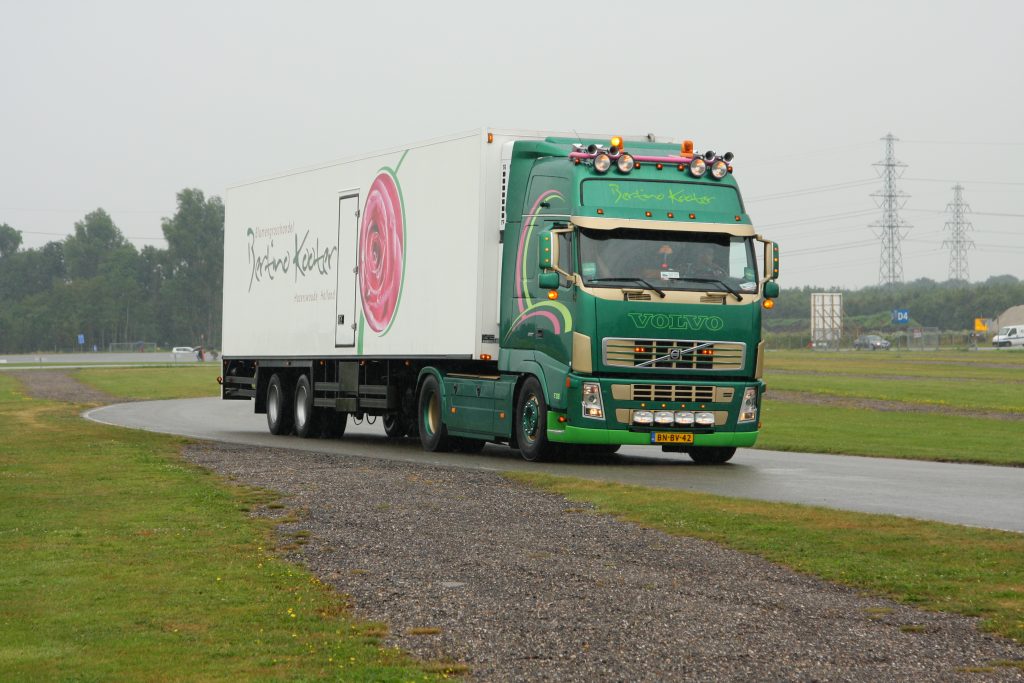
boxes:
[995,304,1024,329]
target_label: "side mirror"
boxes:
[537,231,557,270]
[538,271,560,289]
[763,280,780,299]
[763,241,780,280]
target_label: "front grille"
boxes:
[630,384,716,402]
[603,337,746,371]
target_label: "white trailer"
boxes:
[224,129,543,360]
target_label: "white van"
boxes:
[992,326,1024,348]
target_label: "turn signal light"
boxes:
[763,298,775,309]
[548,290,558,300]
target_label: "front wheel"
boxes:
[688,447,736,465]
[266,373,293,435]
[418,375,451,452]
[515,377,553,462]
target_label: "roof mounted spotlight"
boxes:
[593,153,612,173]
[616,153,635,173]
[689,157,707,178]
[710,159,729,179]
[587,144,601,154]
[703,150,716,162]
[723,152,734,163]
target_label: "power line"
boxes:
[902,177,1024,187]
[745,178,877,202]
[758,208,877,230]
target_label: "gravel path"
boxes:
[186,441,1024,682]
[9,369,119,404]
[14,370,1024,680]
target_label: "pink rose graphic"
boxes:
[359,170,405,333]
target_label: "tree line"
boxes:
[766,276,1024,334]
[0,189,223,354]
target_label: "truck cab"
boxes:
[497,136,779,462]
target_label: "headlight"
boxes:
[695,411,715,426]
[594,153,612,174]
[633,410,654,425]
[674,411,695,426]
[582,382,604,419]
[710,159,729,179]
[738,387,758,423]
[616,153,635,173]
[654,410,675,425]
[689,158,707,178]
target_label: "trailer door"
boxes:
[335,193,359,347]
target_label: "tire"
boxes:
[418,375,451,452]
[266,373,293,436]
[515,376,553,462]
[383,413,410,439]
[293,374,318,438]
[320,411,348,438]
[688,447,736,465]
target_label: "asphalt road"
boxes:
[86,397,1024,534]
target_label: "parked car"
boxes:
[853,334,891,350]
[992,326,1024,348]
[171,346,194,354]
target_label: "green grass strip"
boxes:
[758,400,1024,466]
[74,365,223,400]
[0,373,447,680]
[510,472,1024,643]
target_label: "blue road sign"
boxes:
[892,309,910,324]
[77,334,85,345]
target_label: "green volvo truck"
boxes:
[221,129,780,463]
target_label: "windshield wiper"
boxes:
[585,277,666,298]
[672,277,743,301]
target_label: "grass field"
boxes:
[761,350,1024,465]
[2,362,1022,678]
[75,364,221,400]
[512,473,1024,644]
[0,372,449,680]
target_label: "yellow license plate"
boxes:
[651,432,694,444]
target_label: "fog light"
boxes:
[654,410,675,425]
[594,153,612,173]
[695,411,715,426]
[738,387,759,423]
[633,410,654,425]
[674,411,694,426]
[582,382,604,419]
[616,153,635,173]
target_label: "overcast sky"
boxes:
[2,0,1021,289]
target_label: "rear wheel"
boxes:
[516,377,553,462]
[688,447,736,464]
[294,375,318,438]
[266,373,293,435]
[418,375,451,452]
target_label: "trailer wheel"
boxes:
[383,414,410,439]
[293,374,318,438]
[515,377,552,462]
[418,375,451,452]
[320,411,348,438]
[266,373,293,435]
[687,447,736,464]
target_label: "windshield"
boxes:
[577,227,758,293]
